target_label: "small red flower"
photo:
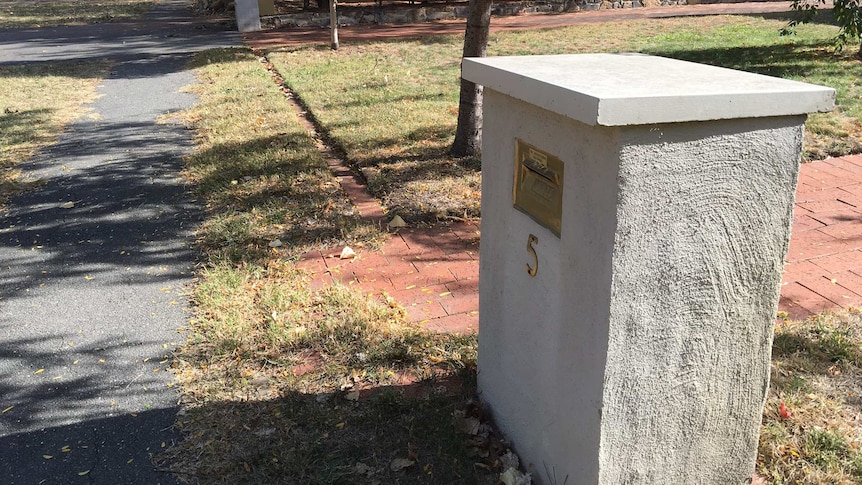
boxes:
[779,402,792,419]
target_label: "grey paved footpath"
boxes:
[0,3,239,484]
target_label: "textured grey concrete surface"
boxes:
[599,117,804,484]
[463,54,835,127]
[0,3,239,484]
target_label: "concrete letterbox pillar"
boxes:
[463,54,834,484]
[235,0,262,32]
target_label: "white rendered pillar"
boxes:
[463,53,834,485]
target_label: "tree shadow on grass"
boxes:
[332,124,481,222]
[156,370,504,485]
[754,10,843,28]
[185,133,385,265]
[0,108,55,152]
[644,38,851,79]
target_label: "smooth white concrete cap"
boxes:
[462,53,836,126]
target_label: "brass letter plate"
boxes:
[513,139,564,237]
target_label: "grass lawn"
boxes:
[157,48,494,484]
[267,14,862,222]
[762,311,862,484]
[0,61,110,209]
[0,0,154,28]
[162,14,862,485]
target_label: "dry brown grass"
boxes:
[759,311,862,484]
[159,48,497,484]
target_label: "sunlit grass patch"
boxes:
[181,48,384,263]
[760,311,862,484]
[268,40,479,222]
[179,261,475,395]
[0,0,153,28]
[268,14,862,221]
[0,61,109,208]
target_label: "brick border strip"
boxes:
[253,48,387,224]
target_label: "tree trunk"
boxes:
[450,0,493,158]
[330,0,339,50]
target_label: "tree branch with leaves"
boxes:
[783,0,862,57]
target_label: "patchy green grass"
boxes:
[179,48,383,264]
[0,61,110,209]
[159,48,497,484]
[0,0,153,28]
[267,14,862,221]
[760,311,862,484]
[268,39,477,222]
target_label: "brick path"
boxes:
[296,155,862,333]
[298,222,480,333]
[781,155,862,319]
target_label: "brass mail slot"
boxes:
[513,139,564,237]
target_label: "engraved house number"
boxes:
[526,234,538,277]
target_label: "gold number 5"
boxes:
[526,234,538,277]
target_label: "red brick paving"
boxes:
[298,155,862,333]
[781,156,862,319]
[297,223,481,333]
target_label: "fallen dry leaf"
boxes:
[388,215,408,229]
[454,416,481,435]
[389,458,414,472]
[355,462,374,476]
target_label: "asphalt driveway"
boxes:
[0,2,239,483]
